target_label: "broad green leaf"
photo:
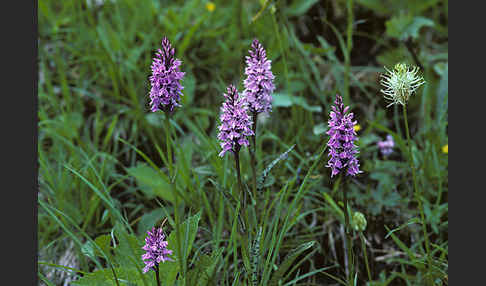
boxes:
[158,261,179,285]
[94,234,112,259]
[126,163,174,202]
[137,208,168,236]
[80,240,96,260]
[273,93,322,112]
[312,123,328,136]
[386,14,434,41]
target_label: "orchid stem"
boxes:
[342,177,354,285]
[234,148,244,208]
[250,112,258,203]
[359,232,372,283]
[403,104,432,283]
[154,264,161,286]
[164,112,185,286]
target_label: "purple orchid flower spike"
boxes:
[217,84,254,157]
[141,227,173,274]
[243,39,275,114]
[326,95,362,177]
[149,37,185,113]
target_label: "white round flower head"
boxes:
[380,63,425,107]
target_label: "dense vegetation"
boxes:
[38,0,448,285]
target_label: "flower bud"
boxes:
[352,212,367,232]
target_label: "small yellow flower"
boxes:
[353,124,361,132]
[206,2,215,12]
[442,144,448,154]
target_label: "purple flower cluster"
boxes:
[217,85,254,157]
[149,37,185,113]
[243,39,275,114]
[377,135,394,156]
[141,227,173,273]
[326,95,362,177]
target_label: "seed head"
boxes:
[380,63,425,107]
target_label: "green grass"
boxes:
[38,0,448,285]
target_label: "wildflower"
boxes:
[206,1,215,12]
[243,39,275,114]
[354,124,361,132]
[442,144,448,154]
[352,212,367,232]
[377,135,395,156]
[141,227,173,273]
[217,85,254,157]
[380,63,425,107]
[326,95,362,177]
[149,37,185,113]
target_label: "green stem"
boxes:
[359,232,372,283]
[234,147,249,234]
[250,112,258,202]
[164,113,173,175]
[342,178,353,285]
[110,264,120,286]
[165,112,185,285]
[235,148,243,205]
[402,104,432,279]
[155,264,161,286]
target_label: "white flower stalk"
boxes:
[380,63,425,107]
